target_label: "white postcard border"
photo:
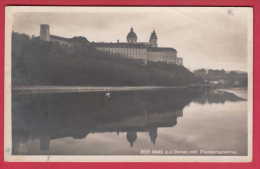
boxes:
[4,6,253,162]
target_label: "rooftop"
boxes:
[91,42,151,48]
[147,47,177,52]
[50,35,71,42]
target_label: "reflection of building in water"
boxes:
[125,127,158,147]
[40,135,50,152]
[12,89,246,154]
[12,89,202,154]
[127,131,137,147]
[126,128,158,147]
[13,109,181,152]
[193,90,245,104]
[149,127,158,145]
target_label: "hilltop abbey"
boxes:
[40,24,183,65]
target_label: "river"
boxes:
[12,87,248,156]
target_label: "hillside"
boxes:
[193,69,247,88]
[12,32,202,86]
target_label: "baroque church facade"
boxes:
[40,24,183,65]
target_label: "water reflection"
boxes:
[12,88,246,155]
[193,90,245,104]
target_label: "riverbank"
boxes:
[13,86,193,94]
[218,88,248,100]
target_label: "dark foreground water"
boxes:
[12,88,248,156]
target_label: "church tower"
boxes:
[127,27,137,43]
[149,30,158,47]
[40,24,50,41]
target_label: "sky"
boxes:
[11,7,252,71]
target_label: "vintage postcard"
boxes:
[4,6,253,162]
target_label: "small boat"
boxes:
[105,92,111,98]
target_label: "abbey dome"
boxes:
[127,27,137,43]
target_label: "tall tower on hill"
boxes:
[149,30,158,47]
[40,24,50,41]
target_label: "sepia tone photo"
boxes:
[4,6,253,162]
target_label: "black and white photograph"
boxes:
[4,6,252,162]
